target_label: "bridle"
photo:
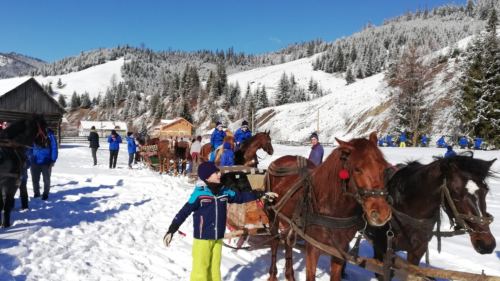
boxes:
[243,134,273,163]
[34,121,48,146]
[439,178,494,235]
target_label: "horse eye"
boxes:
[355,167,361,172]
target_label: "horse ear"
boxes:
[267,130,271,135]
[369,131,378,145]
[335,138,354,157]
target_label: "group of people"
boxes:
[19,129,58,210]
[378,133,484,150]
[87,126,142,170]
[207,120,253,167]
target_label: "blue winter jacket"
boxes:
[400,133,406,142]
[126,137,139,154]
[32,131,58,165]
[445,150,457,157]
[234,128,252,145]
[308,143,324,166]
[210,129,226,147]
[459,138,468,146]
[475,138,483,148]
[378,139,384,146]
[172,182,257,240]
[386,135,392,144]
[220,149,234,166]
[108,135,122,150]
[422,135,428,144]
[437,137,445,146]
[22,149,32,180]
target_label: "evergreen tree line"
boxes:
[457,7,500,148]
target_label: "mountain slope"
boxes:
[0,52,46,78]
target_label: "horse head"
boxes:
[31,114,50,148]
[335,131,391,227]
[439,154,496,254]
[258,130,274,155]
[0,114,49,148]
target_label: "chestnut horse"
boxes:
[157,138,191,176]
[200,131,274,167]
[157,140,175,174]
[265,132,392,281]
[364,153,497,280]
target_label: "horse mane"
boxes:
[240,132,264,150]
[312,137,386,213]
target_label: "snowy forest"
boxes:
[16,0,500,146]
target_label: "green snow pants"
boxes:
[191,238,222,281]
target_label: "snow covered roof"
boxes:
[0,77,32,97]
[160,118,194,127]
[79,121,128,131]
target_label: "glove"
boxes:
[163,224,180,247]
[253,191,279,202]
[211,146,215,151]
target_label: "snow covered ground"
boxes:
[1,143,499,281]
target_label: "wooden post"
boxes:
[317,110,319,135]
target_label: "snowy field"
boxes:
[1,143,499,281]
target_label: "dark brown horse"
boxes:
[200,131,274,167]
[364,153,497,280]
[157,140,175,175]
[265,132,392,281]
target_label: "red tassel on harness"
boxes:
[339,169,350,180]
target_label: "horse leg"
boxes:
[305,242,321,281]
[373,248,385,281]
[329,243,348,281]
[267,213,279,281]
[1,183,16,228]
[284,242,295,281]
[408,242,436,281]
[158,155,163,174]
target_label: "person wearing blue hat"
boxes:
[421,134,428,147]
[437,136,446,148]
[220,142,234,166]
[234,120,252,151]
[308,133,324,166]
[445,145,456,157]
[459,136,468,149]
[210,121,226,162]
[163,162,278,281]
[474,136,483,150]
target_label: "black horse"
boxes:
[364,152,496,280]
[0,115,49,228]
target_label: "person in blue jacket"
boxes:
[421,134,428,147]
[389,142,396,147]
[308,133,324,166]
[400,133,406,147]
[210,121,226,162]
[31,129,58,200]
[378,138,384,147]
[19,149,32,210]
[386,134,392,145]
[220,142,234,166]
[474,136,483,150]
[234,120,252,151]
[126,132,139,169]
[437,136,446,148]
[163,162,278,280]
[459,136,468,149]
[445,145,457,157]
[108,130,122,169]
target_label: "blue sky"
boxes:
[0,0,466,62]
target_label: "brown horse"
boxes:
[200,135,235,164]
[265,132,392,281]
[364,153,497,280]
[157,140,175,174]
[200,131,274,167]
[146,138,159,146]
[173,139,190,176]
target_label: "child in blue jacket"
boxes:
[220,142,234,166]
[163,162,278,281]
[126,132,139,169]
[108,130,122,169]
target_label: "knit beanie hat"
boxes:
[91,126,96,130]
[127,132,133,137]
[242,120,248,128]
[223,142,231,150]
[310,133,319,140]
[111,130,117,135]
[447,145,453,151]
[216,121,222,128]
[198,162,220,181]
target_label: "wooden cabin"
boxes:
[0,77,66,142]
[152,118,194,139]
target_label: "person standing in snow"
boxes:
[220,142,234,166]
[19,149,32,210]
[459,136,468,149]
[233,120,252,151]
[31,128,58,200]
[308,133,324,166]
[437,136,446,148]
[187,136,203,175]
[399,133,406,147]
[108,130,122,169]
[474,136,483,150]
[421,134,428,147]
[378,138,384,147]
[210,121,226,162]
[163,162,278,281]
[88,125,99,166]
[126,132,139,169]
[386,134,392,145]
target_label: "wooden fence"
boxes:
[273,140,337,147]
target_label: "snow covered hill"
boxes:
[33,58,125,101]
[0,53,46,79]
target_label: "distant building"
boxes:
[151,118,194,139]
[78,121,127,137]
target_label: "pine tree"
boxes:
[140,117,148,136]
[57,78,62,87]
[154,100,163,121]
[260,85,269,108]
[276,72,290,106]
[130,94,139,117]
[150,93,160,116]
[307,40,315,57]
[80,92,91,109]
[58,94,67,108]
[178,97,193,124]
[47,84,54,95]
[123,93,132,118]
[345,67,356,85]
[70,91,79,110]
